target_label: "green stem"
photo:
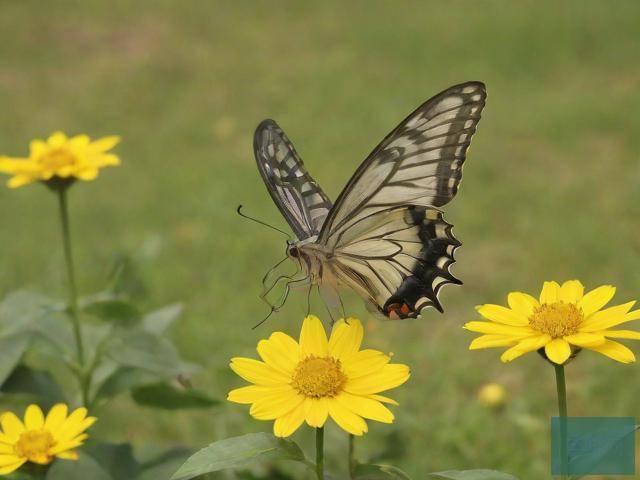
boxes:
[315,427,324,480]
[57,188,88,406]
[348,434,356,478]
[554,364,568,479]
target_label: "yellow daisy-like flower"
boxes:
[477,382,507,408]
[465,280,640,365]
[0,131,120,188]
[0,404,97,475]
[228,315,410,437]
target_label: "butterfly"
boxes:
[254,81,486,320]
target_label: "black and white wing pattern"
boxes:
[321,82,486,319]
[254,120,332,240]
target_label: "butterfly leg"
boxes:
[318,282,343,326]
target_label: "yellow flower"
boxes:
[0,131,120,188]
[477,382,507,408]
[0,404,97,475]
[465,280,640,365]
[227,315,410,437]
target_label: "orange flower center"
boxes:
[529,302,584,338]
[291,355,346,398]
[14,429,56,463]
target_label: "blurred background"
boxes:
[1,1,639,478]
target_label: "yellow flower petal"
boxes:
[273,402,306,438]
[559,280,584,304]
[345,364,410,395]
[249,388,304,420]
[579,285,616,317]
[7,175,34,188]
[476,304,529,326]
[24,404,45,430]
[50,434,88,455]
[545,338,572,364]
[328,399,368,436]
[336,392,394,423]
[56,409,96,443]
[0,444,13,454]
[564,333,605,348]
[500,335,551,362]
[587,340,636,363]
[328,317,363,360]
[539,281,561,304]
[507,292,539,317]
[69,134,90,148]
[342,349,390,378]
[227,385,288,404]
[581,302,639,331]
[299,315,328,357]
[304,397,329,428]
[56,450,78,460]
[600,330,640,340]
[257,333,299,375]
[89,135,120,153]
[368,394,399,406]
[464,321,534,336]
[469,334,520,350]
[0,412,25,441]
[44,404,68,432]
[0,455,22,467]
[47,131,67,147]
[229,358,290,386]
[0,458,26,475]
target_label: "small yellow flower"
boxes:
[0,404,97,475]
[477,382,507,408]
[0,132,120,188]
[228,315,410,437]
[465,280,640,365]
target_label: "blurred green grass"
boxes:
[1,0,640,477]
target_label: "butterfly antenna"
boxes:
[237,205,290,237]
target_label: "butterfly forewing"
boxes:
[254,119,332,240]
[319,82,486,246]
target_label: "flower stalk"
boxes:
[554,364,568,479]
[57,187,89,406]
[348,434,356,478]
[315,427,324,480]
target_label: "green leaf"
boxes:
[354,463,412,479]
[131,382,219,410]
[105,328,197,377]
[142,303,183,335]
[0,290,57,336]
[1,364,66,406]
[170,433,309,480]
[0,333,31,386]
[46,454,113,480]
[93,366,161,401]
[137,448,192,480]
[429,470,519,480]
[83,442,139,480]
[84,299,141,325]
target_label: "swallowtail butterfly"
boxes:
[254,82,486,320]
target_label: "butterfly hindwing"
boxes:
[254,119,332,240]
[331,206,460,318]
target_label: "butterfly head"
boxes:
[287,245,300,258]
